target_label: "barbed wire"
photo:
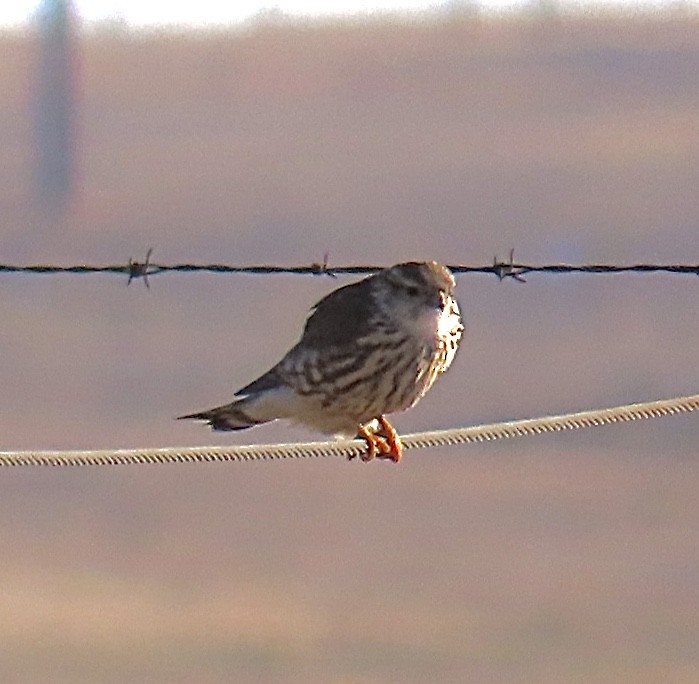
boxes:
[1,392,696,467]
[0,250,697,288]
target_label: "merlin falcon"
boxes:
[179,261,463,462]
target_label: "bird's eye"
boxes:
[405,286,419,297]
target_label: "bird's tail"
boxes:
[178,395,274,431]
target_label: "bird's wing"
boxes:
[298,277,375,349]
[235,277,374,397]
[235,367,282,396]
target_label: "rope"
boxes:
[1,393,696,467]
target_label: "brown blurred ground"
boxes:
[1,12,698,683]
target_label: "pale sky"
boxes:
[0,0,692,27]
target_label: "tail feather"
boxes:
[178,398,269,432]
[178,384,300,432]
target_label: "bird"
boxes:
[178,261,463,463]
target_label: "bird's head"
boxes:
[372,261,457,322]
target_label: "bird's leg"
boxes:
[375,415,403,463]
[355,424,392,463]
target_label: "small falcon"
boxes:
[179,261,464,462]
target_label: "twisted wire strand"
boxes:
[0,262,698,278]
[1,393,697,467]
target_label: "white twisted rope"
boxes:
[1,393,697,467]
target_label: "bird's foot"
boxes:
[351,418,402,463]
[354,424,394,463]
[375,415,403,463]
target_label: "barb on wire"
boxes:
[127,247,153,289]
[308,252,337,278]
[0,392,696,467]
[0,259,698,283]
[493,249,526,282]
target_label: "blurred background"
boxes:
[1,1,698,681]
